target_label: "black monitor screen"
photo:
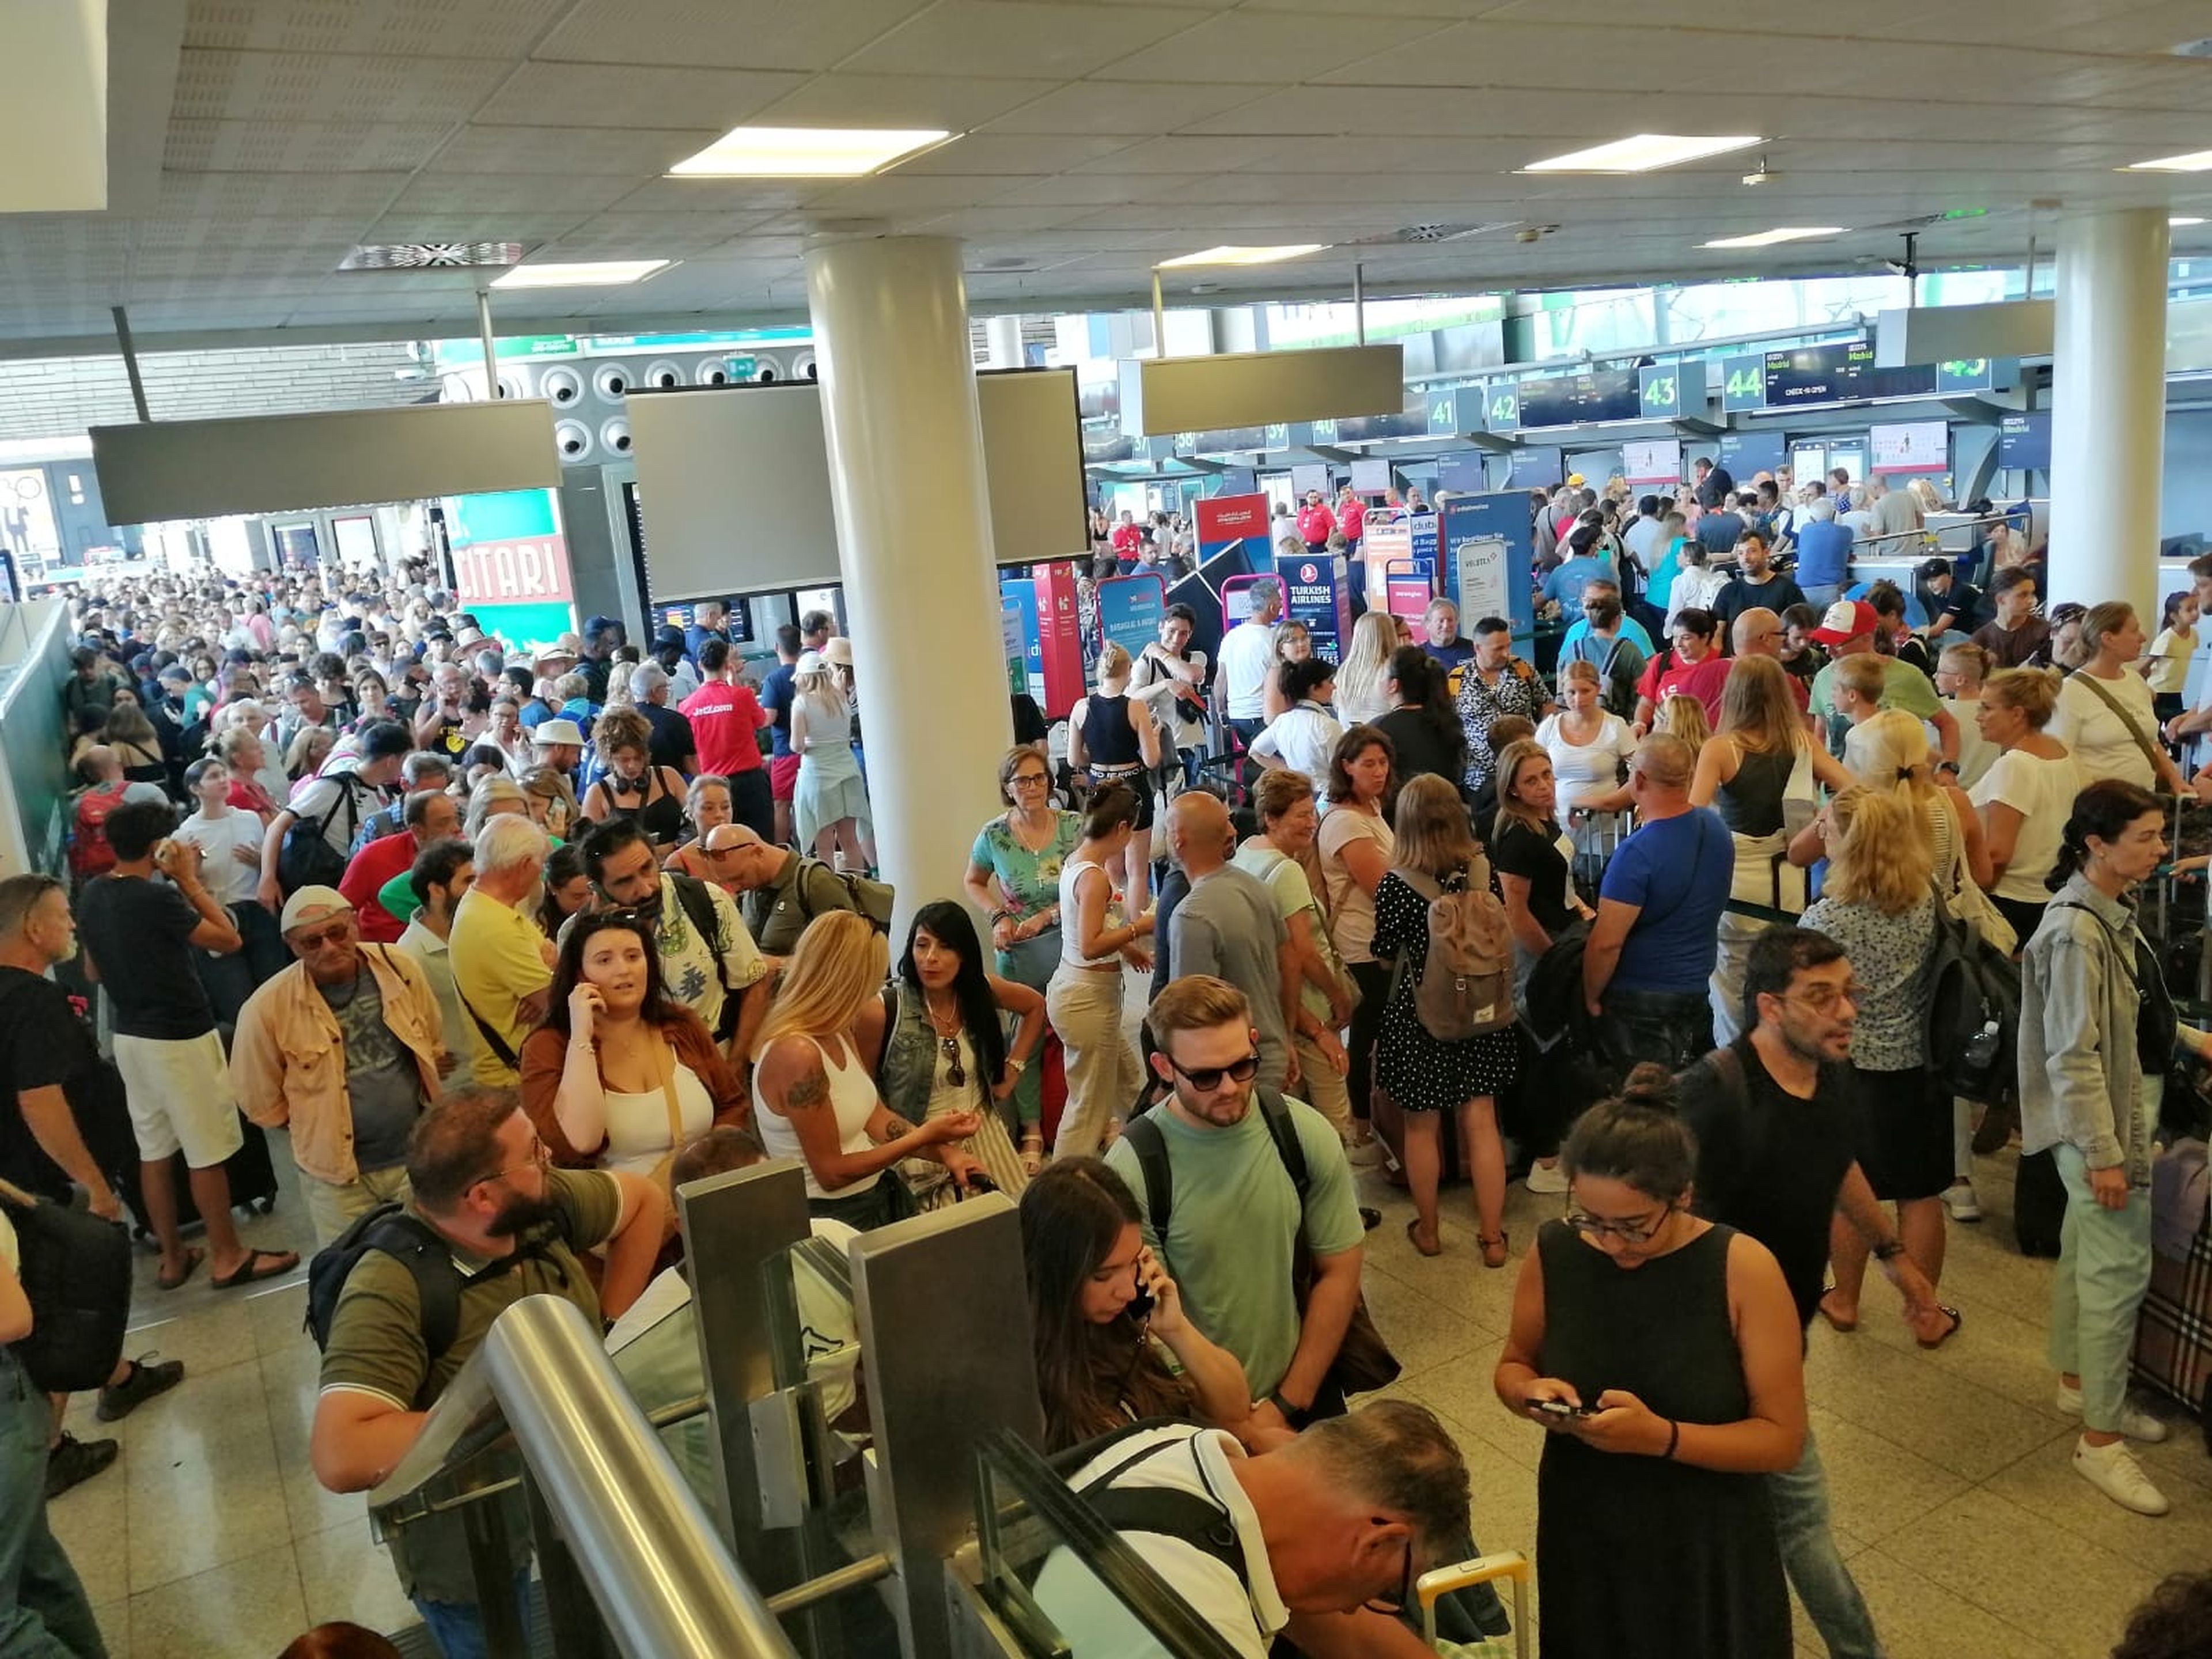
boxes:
[1718,430,1787,476]
[1997,411,2052,472]
[1763,343,1936,406]
[1515,369,1642,429]
[1434,451,1487,494]
[1509,446,1564,487]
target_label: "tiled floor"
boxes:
[42,1138,2211,1658]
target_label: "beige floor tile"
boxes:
[1844,1274,2077,1422]
[1359,1264,1488,1380]
[1980,1434,2212,1582]
[47,1460,130,1609]
[1901,1486,2160,1658]
[1392,1350,1540,1475]
[127,1540,308,1659]
[123,1362,291,1593]
[111,1297,259,1386]
[89,1600,127,1659]
[1847,1545,2065,1659]
[294,1516,417,1634]
[244,1279,313,1362]
[1800,1407,1975,1547]
[1801,1326,2077,1483]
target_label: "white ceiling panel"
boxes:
[164,118,453,173]
[801,173,1039,214]
[151,170,407,219]
[384,173,638,214]
[533,0,935,71]
[747,71,1064,131]
[982,80,1278,135]
[472,62,805,128]
[1070,135,1290,173]
[993,173,1210,207]
[1317,18,1763,88]
[840,1,1211,80]
[897,134,1145,176]
[173,49,510,124]
[1099,10,1455,82]
[428,124,726,176]
[182,0,576,56]
[363,212,594,242]
[600,179,815,215]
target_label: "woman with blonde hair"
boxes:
[1970,668,2080,945]
[1799,788,1960,1347]
[2052,601,2199,797]
[1376,774,1518,1262]
[790,649,876,872]
[1232,766,1355,1142]
[1692,656,1855,1041]
[1536,657,1637,859]
[1261,619,1315,722]
[519,763,580,842]
[1332,610,1399,726]
[462,773,529,843]
[1813,707,1994,907]
[1655,691,1711,752]
[751,911,982,1229]
[1065,642,1161,915]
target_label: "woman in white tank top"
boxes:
[751,913,983,1229]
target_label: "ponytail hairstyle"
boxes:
[1278,654,1335,704]
[1385,645,1465,775]
[1559,1063,1699,1208]
[2048,778,2162,892]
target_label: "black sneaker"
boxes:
[45,1432,118,1499]
[1359,1205,1382,1231]
[96,1353,185,1423]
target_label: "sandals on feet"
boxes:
[1916,1305,1964,1351]
[211,1248,298,1290]
[1478,1230,1509,1270]
[1816,1291,1859,1334]
[156,1246,203,1291]
[1406,1218,1442,1257]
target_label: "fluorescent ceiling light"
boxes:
[668,126,952,177]
[2173,216,2206,227]
[1522,134,1762,174]
[1700,226,1849,248]
[2127,149,2212,172]
[1155,244,1328,268]
[491,260,671,289]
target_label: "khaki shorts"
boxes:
[112,1030,245,1168]
[301,1164,411,1249]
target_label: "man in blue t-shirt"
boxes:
[1583,733,1733,1072]
[1540,525,1616,624]
[757,623,802,847]
[1792,498,1853,609]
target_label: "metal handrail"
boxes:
[369,1294,801,1659]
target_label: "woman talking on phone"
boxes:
[1495,1067,1804,1658]
[1018,1157,1260,1453]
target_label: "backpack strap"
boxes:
[1119,1112,1174,1239]
[358,1213,465,1366]
[1253,1089,1309,1202]
[1075,1433,1249,1590]
[668,873,738,1037]
[452,983,520,1071]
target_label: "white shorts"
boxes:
[112,1030,245,1168]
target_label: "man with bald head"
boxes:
[1161,793,1299,1090]
[1582,733,1736,1074]
[699,824,859,957]
[1729,605,1813,722]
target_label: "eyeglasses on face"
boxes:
[1786,982,1862,1014]
[1563,1203,1670,1244]
[1363,1536,1416,1616]
[1010,771,1050,789]
[472,1136,551,1191]
[1166,1051,1260,1092]
[289,919,355,950]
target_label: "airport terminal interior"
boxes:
[6,2,2212,1658]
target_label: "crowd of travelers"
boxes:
[7,511,2212,1659]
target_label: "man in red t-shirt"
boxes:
[1109,512,1144,565]
[336,790,461,942]
[1336,487,1366,551]
[1296,491,1335,554]
[678,639,774,838]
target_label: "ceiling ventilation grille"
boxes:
[1350,222,1517,246]
[337,243,528,272]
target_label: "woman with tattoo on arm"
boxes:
[751,911,983,1229]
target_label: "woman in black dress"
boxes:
[1374,773,1518,1264]
[1494,1067,1805,1659]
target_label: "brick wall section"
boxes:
[0,340,427,441]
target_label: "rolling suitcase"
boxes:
[154,1112,281,1240]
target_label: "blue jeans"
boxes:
[1768,1427,1884,1658]
[412,1570,532,1659]
[1801,584,1843,613]
[0,1356,106,1659]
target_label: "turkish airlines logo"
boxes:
[1299,563,1319,582]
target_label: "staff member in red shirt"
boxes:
[679,639,774,839]
[1297,490,1336,555]
[1109,511,1145,565]
[1336,486,1366,552]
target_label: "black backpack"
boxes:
[277,771,370,896]
[667,872,741,1041]
[0,1185,131,1392]
[1921,882,2021,1108]
[305,1202,554,1403]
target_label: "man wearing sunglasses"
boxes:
[1035,1399,1467,1659]
[1674,926,1949,1659]
[232,886,453,1246]
[1106,976,1365,1442]
[311,1086,664,1656]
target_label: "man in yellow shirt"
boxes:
[448,815,555,1085]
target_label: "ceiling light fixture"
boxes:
[668,126,953,178]
[490,259,671,289]
[1154,244,1328,268]
[1700,226,1849,248]
[2173,216,2206,227]
[2127,149,2212,172]
[1522,134,1762,174]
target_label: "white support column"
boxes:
[983,312,1024,368]
[2048,207,2169,615]
[805,237,1014,935]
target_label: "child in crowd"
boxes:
[2145,589,2198,727]
[1834,654,1891,782]
[1932,641,1998,791]
[1654,692,1710,752]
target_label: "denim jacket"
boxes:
[2018,874,2161,1186]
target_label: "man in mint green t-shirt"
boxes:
[1105,975,1365,1437]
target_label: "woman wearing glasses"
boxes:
[1495,1069,1804,1659]
[1018,1157,1259,1453]
[518,911,747,1180]
[857,903,1044,1209]
[752,912,984,1229]
[965,747,1084,1162]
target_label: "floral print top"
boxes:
[971,810,1083,923]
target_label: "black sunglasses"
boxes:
[940,1035,965,1090]
[1363,1535,1416,1616]
[1165,1051,1260,1092]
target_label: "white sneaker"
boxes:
[1343,1135,1381,1168]
[1941,1182,1982,1222]
[2054,1384,2171,1442]
[2071,1437,2170,1516]
[1524,1159,1570,1195]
